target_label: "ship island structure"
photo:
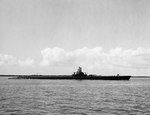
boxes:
[13,67,131,80]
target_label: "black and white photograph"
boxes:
[0,0,150,114]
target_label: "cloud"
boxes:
[0,53,34,66]
[40,47,150,70]
[0,54,16,65]
[107,47,150,69]
[1,47,150,72]
[40,47,76,66]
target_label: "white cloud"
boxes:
[0,54,16,65]
[107,47,150,69]
[1,47,150,73]
[0,53,34,66]
[40,47,150,71]
[40,47,71,66]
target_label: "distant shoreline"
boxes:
[132,76,150,78]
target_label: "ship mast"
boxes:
[77,66,82,74]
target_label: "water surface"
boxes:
[0,77,150,115]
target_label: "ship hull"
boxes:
[14,75,131,80]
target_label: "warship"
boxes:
[13,67,131,80]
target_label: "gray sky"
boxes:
[1,0,150,75]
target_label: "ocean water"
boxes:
[0,77,150,115]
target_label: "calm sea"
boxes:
[0,77,150,115]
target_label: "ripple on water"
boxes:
[0,79,150,115]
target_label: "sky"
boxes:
[1,0,150,75]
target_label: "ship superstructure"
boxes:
[72,67,87,78]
